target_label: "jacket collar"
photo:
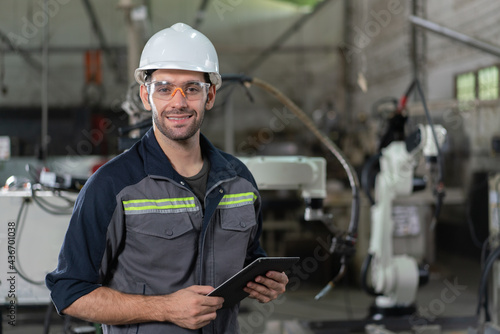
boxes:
[141,128,237,185]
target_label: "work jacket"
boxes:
[46,128,266,333]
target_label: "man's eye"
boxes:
[157,86,173,94]
[185,85,201,94]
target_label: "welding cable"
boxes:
[314,256,347,300]
[361,153,381,206]
[413,80,446,223]
[396,80,417,114]
[476,245,500,322]
[466,187,487,249]
[13,198,46,285]
[360,253,383,297]
[396,80,446,224]
[221,74,361,239]
[31,187,74,215]
[248,77,361,238]
[218,74,255,105]
[220,75,361,300]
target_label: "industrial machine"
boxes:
[367,123,446,314]
[477,173,500,329]
[361,80,447,317]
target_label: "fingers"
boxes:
[243,271,289,303]
[186,285,224,308]
[162,286,224,329]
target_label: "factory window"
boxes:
[456,72,476,102]
[478,66,499,100]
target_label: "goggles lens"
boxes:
[147,81,210,101]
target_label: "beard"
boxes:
[151,100,205,142]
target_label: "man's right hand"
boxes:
[161,285,224,329]
[63,285,224,329]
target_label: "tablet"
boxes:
[207,256,300,308]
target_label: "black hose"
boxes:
[476,245,500,321]
[360,153,381,206]
[14,198,46,285]
[31,188,74,215]
[414,81,445,205]
[397,80,445,222]
[360,253,382,296]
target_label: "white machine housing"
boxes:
[238,156,327,199]
[369,124,446,308]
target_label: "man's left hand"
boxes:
[243,271,289,303]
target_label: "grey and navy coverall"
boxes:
[46,128,266,333]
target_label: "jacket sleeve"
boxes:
[45,171,118,314]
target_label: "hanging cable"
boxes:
[221,74,360,301]
[476,245,500,322]
[31,186,75,215]
[413,80,446,224]
[248,77,361,238]
[13,198,46,285]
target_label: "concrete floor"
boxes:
[1,252,484,334]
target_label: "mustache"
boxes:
[162,109,196,116]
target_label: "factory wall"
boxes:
[0,0,346,158]
[344,0,500,258]
[1,0,499,176]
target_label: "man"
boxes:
[46,23,289,333]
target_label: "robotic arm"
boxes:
[368,124,447,311]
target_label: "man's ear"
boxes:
[205,85,217,110]
[139,85,152,111]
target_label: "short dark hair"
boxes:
[144,70,156,83]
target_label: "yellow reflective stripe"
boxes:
[125,203,196,211]
[221,192,256,199]
[123,197,196,211]
[218,192,256,207]
[123,197,194,204]
[218,198,252,206]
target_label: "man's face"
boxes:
[140,69,216,143]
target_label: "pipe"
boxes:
[0,45,126,54]
[118,0,143,84]
[409,15,500,58]
[249,77,360,237]
[41,0,49,161]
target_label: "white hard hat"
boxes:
[134,22,221,89]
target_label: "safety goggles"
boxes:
[146,81,211,101]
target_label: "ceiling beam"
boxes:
[0,28,42,72]
[193,0,211,30]
[81,0,121,80]
[410,15,500,58]
[244,0,337,73]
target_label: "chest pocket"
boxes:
[217,192,258,232]
[123,196,199,239]
[128,214,194,239]
[121,197,201,280]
